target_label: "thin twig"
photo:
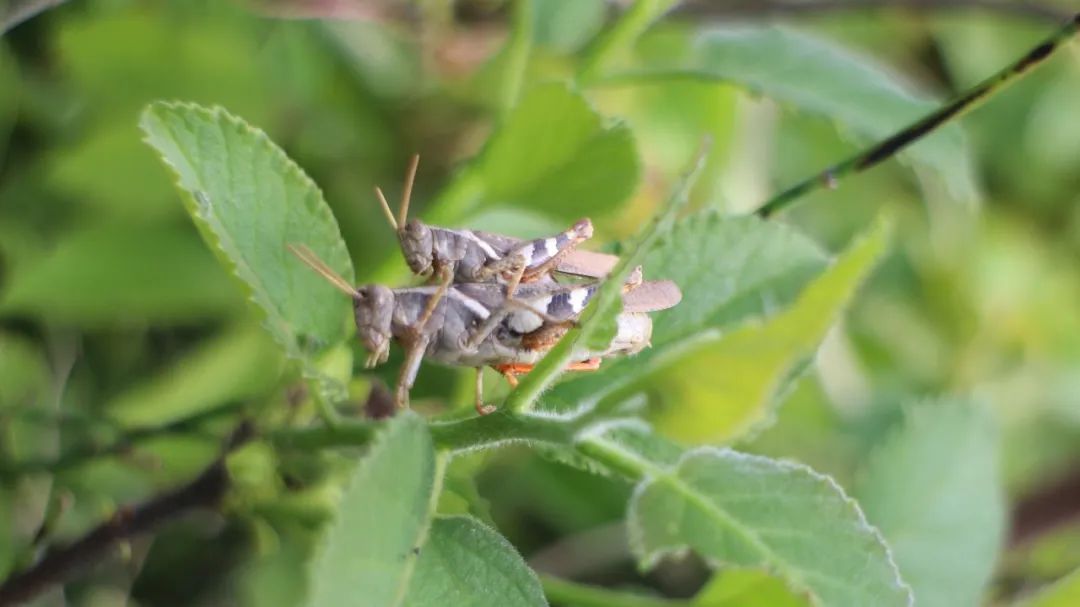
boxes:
[0,424,252,606]
[674,0,1072,24]
[756,11,1080,217]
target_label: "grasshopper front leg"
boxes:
[395,333,432,409]
[411,265,454,338]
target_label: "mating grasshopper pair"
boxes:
[292,156,680,414]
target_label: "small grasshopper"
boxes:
[289,244,679,414]
[372,155,621,334]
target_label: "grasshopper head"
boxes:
[399,219,435,276]
[354,284,395,367]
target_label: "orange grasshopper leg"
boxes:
[492,358,603,388]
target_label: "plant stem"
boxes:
[756,12,1080,217]
[674,0,1071,24]
[506,141,709,414]
[272,409,583,454]
[0,424,251,606]
[578,0,679,83]
[541,575,692,607]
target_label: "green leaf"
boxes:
[693,570,808,606]
[624,26,979,205]
[1017,569,1080,607]
[59,12,270,125]
[549,211,828,411]
[855,400,1005,607]
[434,84,640,222]
[533,0,606,54]
[437,454,494,523]
[305,413,443,607]
[402,516,547,607]
[49,124,179,223]
[105,324,282,429]
[140,102,355,361]
[631,449,911,606]
[0,224,242,325]
[655,217,890,443]
[0,333,54,579]
[577,424,912,607]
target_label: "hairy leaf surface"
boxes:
[306,413,440,607]
[141,102,354,361]
[403,516,546,607]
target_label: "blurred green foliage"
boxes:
[1,1,1079,606]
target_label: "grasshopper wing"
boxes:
[622,280,681,313]
[555,249,620,279]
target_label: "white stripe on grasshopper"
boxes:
[400,286,492,319]
[568,288,591,313]
[543,238,558,258]
[460,231,502,259]
[449,290,493,319]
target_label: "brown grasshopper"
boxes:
[289,244,679,414]
[372,155,622,335]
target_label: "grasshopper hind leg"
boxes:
[474,368,496,416]
[395,334,431,409]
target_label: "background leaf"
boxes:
[104,323,282,429]
[655,217,890,443]
[49,124,180,223]
[855,400,1006,607]
[0,224,241,324]
[0,333,54,579]
[1016,568,1080,607]
[666,26,980,206]
[140,102,355,361]
[305,413,441,607]
[693,569,808,606]
[433,83,640,222]
[402,515,547,607]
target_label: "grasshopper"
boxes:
[372,155,622,335]
[289,244,679,414]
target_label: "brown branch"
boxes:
[1009,465,1080,547]
[675,0,1072,24]
[0,424,252,606]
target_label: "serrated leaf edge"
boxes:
[627,446,914,607]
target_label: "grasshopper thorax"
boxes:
[353,284,395,357]
[399,219,435,276]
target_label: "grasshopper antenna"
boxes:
[288,244,357,297]
[374,186,399,231]
[398,153,420,227]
